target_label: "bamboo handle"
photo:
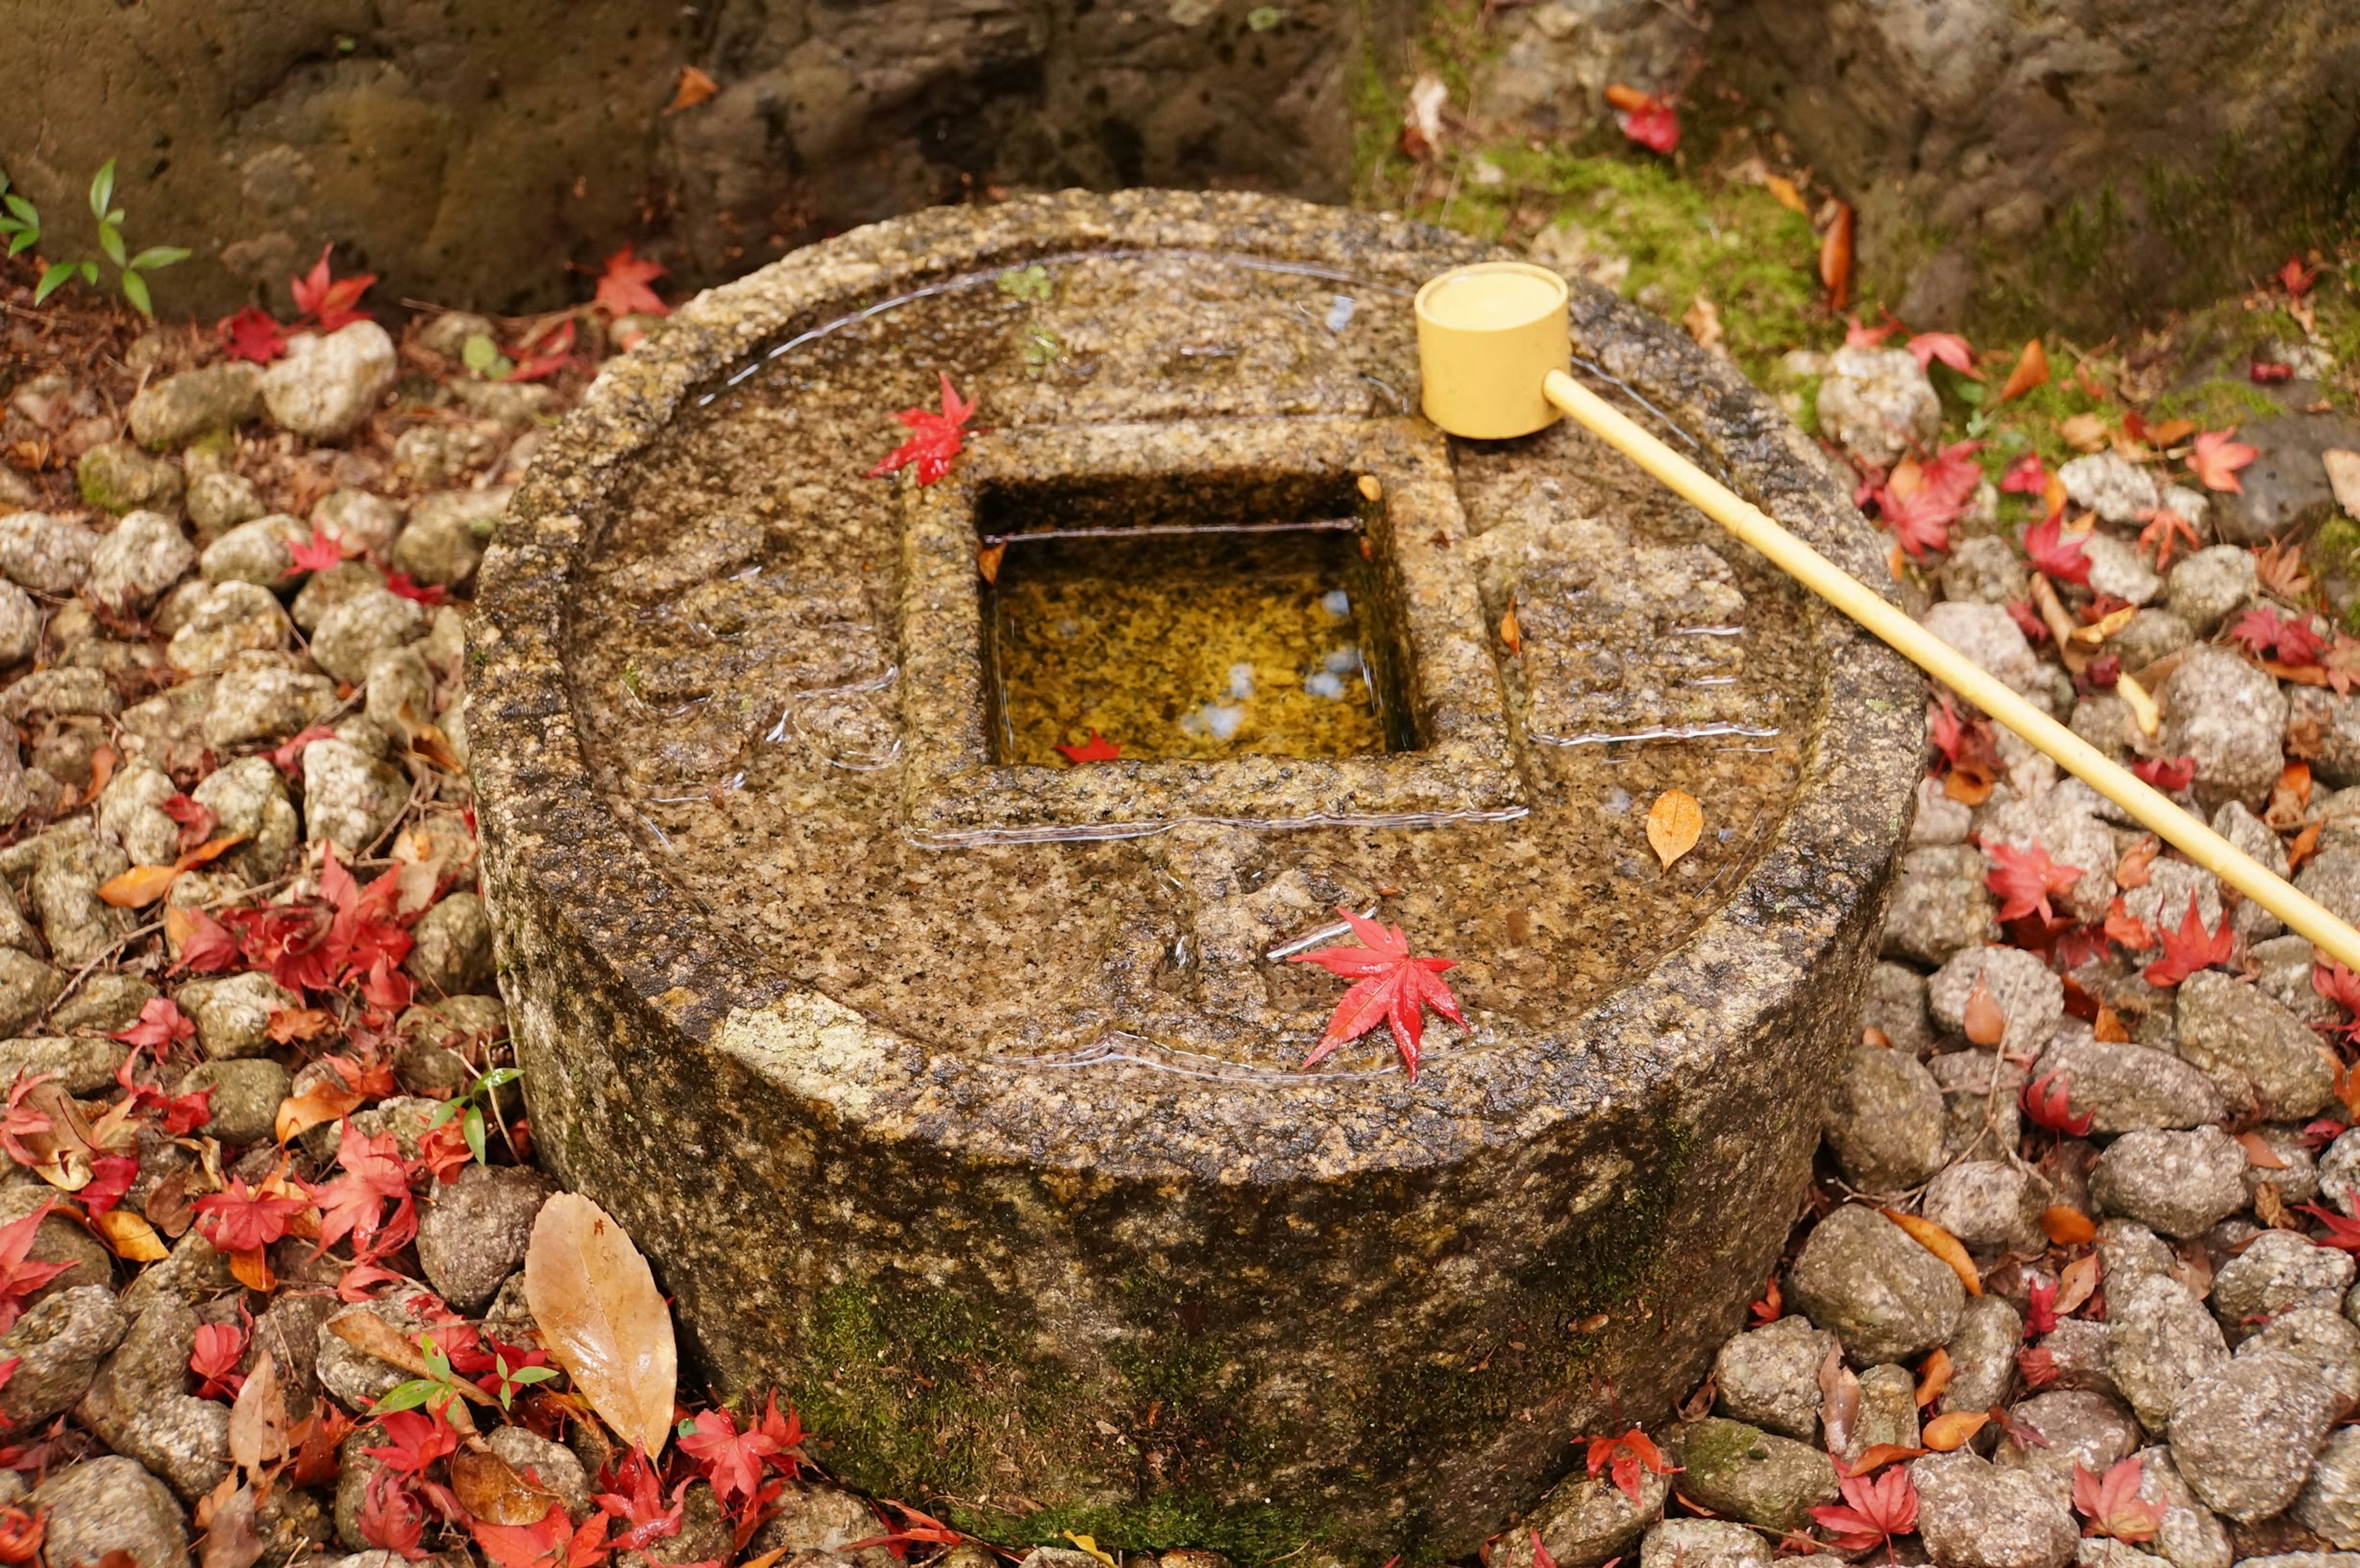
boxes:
[1540,369,2360,974]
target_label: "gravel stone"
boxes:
[2099,1220,2181,1287]
[200,514,309,586]
[128,364,265,449]
[0,511,100,594]
[1938,1293,2026,1417]
[86,509,196,614]
[2040,1316,2118,1398]
[1993,1389,2144,1507]
[0,1037,128,1094]
[1863,960,1935,1055]
[311,582,430,683]
[2212,800,2290,941]
[74,442,183,515]
[2081,533,2163,605]
[97,759,181,866]
[1910,774,1974,847]
[2166,1349,2341,1521]
[1924,600,2052,705]
[1842,1361,1920,1467]
[1942,535,2029,604]
[417,1163,557,1312]
[1710,1314,1833,1442]
[1978,792,2117,924]
[1637,1520,1768,1568]
[261,323,399,441]
[1927,1051,2024,1167]
[2061,453,2161,524]
[290,559,384,632]
[2125,1443,2232,1568]
[2032,1027,2228,1131]
[0,954,68,1035]
[1883,845,2001,966]
[1911,1450,2080,1568]
[2109,1271,2230,1433]
[2160,646,2290,809]
[2213,1233,2356,1341]
[1924,1158,2048,1252]
[2107,607,2193,672]
[2300,847,2360,929]
[164,578,293,672]
[0,583,35,668]
[30,1456,190,1568]
[393,421,506,488]
[1672,1418,1835,1531]
[76,1294,230,1500]
[1817,347,1940,467]
[313,488,404,557]
[2241,1124,2320,1206]
[190,753,300,881]
[2237,1306,2360,1406]
[2174,970,2335,1121]
[31,829,130,964]
[487,1425,591,1519]
[175,969,301,1061]
[3,667,119,722]
[1823,1043,1947,1193]
[302,737,407,854]
[186,469,266,539]
[2325,1129,2360,1216]
[0,1284,125,1423]
[317,1298,428,1414]
[391,486,511,587]
[202,655,340,749]
[1787,1205,1966,1364]
[1487,1465,1665,1568]
[1929,944,2064,1057]
[2091,1127,2250,1238]
[175,1057,291,1145]
[2294,1425,2360,1550]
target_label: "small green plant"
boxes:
[372,1331,474,1418]
[426,1062,522,1164]
[9,160,189,318]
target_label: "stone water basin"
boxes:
[473,190,1921,1557]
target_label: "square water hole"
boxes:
[896,417,1525,843]
[978,474,1417,766]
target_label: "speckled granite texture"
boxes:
[473,189,1922,1559]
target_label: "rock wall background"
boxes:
[0,0,2354,328]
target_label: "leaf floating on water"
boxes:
[975,542,1005,584]
[1644,790,1702,869]
[1053,731,1120,764]
[524,1193,677,1457]
[663,66,719,114]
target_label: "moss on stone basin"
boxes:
[473,190,1921,1559]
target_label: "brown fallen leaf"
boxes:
[1840,1444,1927,1478]
[274,1081,366,1145]
[98,834,248,909]
[229,1347,289,1478]
[453,1443,568,1526]
[2071,603,2138,647]
[2091,1006,2129,1043]
[1645,790,1702,870]
[524,1193,677,1457]
[1819,203,1854,311]
[1498,600,1522,658]
[975,542,1006,585]
[663,66,719,114]
[1961,973,2006,1047]
[1817,1342,1860,1456]
[2235,1130,2290,1170]
[198,1481,261,1568]
[2253,1180,2290,1229]
[1998,339,2050,402]
[1921,1410,1988,1451]
[2041,1205,2096,1246]
[2058,414,2111,453]
[1764,174,1808,214]
[1356,474,1383,503]
[1914,1347,1952,1408]
[2325,449,2360,521]
[92,1207,169,1262]
[1881,1207,1982,1296]
[1682,294,1725,357]
[227,1247,273,1294]
[2053,1253,2099,1316]
[1399,73,1449,160]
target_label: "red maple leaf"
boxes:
[171,907,243,974]
[192,1176,312,1253]
[1881,484,1959,561]
[752,1394,808,1481]
[267,724,340,777]
[114,995,195,1051]
[160,793,219,857]
[189,1309,251,1400]
[2005,598,2050,645]
[360,1472,428,1561]
[2228,605,2325,666]
[506,319,577,383]
[80,1153,138,1215]
[594,1449,685,1553]
[1845,317,1898,350]
[1999,453,2048,495]
[287,525,347,576]
[385,571,450,606]
[364,1407,460,1475]
[2252,361,2295,385]
[2314,962,2360,1033]
[217,307,288,366]
[1748,1276,1781,1326]
[2024,1275,2060,1336]
[1908,331,1981,379]
[678,1408,779,1508]
[2142,893,2235,987]
[0,1204,69,1334]
[1288,905,1466,1081]
[1617,100,1678,155]
[2190,429,2257,492]
[2130,756,2194,792]
[1054,731,1120,764]
[291,245,377,331]
[2021,1072,2094,1137]
[2023,511,2092,586]
[867,373,977,485]
[1918,441,1984,509]
[2017,1344,2061,1389]
[0,1077,53,1171]
[2074,1458,2164,1543]
[2280,257,2319,297]
[415,1121,474,1185]
[2133,506,2202,570]
[1985,841,2083,923]
[594,247,670,319]
[1526,1529,1556,1568]
[474,1503,613,1568]
[2296,1202,2360,1251]
[315,1119,417,1261]
[1810,1466,1918,1553]
[1583,1428,1678,1506]
[0,1500,43,1566]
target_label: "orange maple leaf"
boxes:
[2189,429,2257,492]
[594,246,670,318]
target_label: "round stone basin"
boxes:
[474,190,1921,1558]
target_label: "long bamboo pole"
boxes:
[1539,369,2360,973]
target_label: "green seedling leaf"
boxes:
[88,159,115,221]
[464,1104,489,1165]
[129,245,189,271]
[995,264,1053,303]
[462,333,504,375]
[372,1378,441,1414]
[120,269,152,318]
[34,262,75,305]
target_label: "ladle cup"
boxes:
[1414,262,2360,971]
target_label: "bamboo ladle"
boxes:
[1413,261,2360,971]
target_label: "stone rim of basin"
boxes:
[474,187,1924,1172]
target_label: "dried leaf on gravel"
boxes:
[2042,1205,2096,1245]
[1880,1208,1981,1296]
[1921,1409,1988,1451]
[525,1193,677,1457]
[454,1445,568,1526]
[229,1349,288,1476]
[1645,790,1702,869]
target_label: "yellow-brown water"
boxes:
[986,526,1402,765]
